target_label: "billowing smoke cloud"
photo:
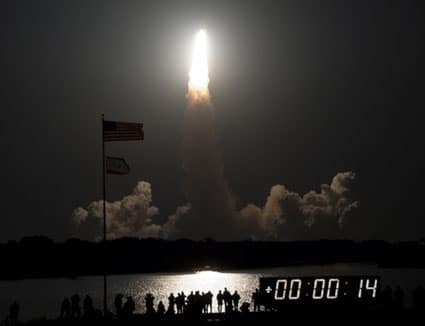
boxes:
[72,181,163,240]
[237,172,359,240]
[73,172,358,240]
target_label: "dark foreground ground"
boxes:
[13,309,425,326]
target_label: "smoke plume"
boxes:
[73,172,358,240]
[168,89,237,240]
[237,172,359,240]
[72,181,163,240]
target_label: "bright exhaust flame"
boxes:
[189,29,209,93]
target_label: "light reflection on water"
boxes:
[109,270,258,315]
[2,264,425,321]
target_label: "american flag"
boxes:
[103,120,144,142]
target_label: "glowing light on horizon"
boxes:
[195,270,221,277]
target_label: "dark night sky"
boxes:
[1,0,424,241]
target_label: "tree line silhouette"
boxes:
[1,236,425,279]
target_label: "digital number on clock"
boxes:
[259,276,380,305]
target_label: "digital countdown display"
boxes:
[259,276,380,306]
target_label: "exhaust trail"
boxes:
[173,30,237,240]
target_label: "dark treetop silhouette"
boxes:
[1,236,425,279]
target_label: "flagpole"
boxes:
[102,114,107,315]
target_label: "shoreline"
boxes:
[2,261,425,282]
[0,261,379,281]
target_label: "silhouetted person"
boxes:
[7,301,20,324]
[70,294,81,319]
[223,288,232,312]
[176,292,185,314]
[122,296,136,317]
[413,286,425,311]
[252,288,259,312]
[114,294,124,317]
[394,286,405,310]
[217,290,224,313]
[194,291,202,315]
[60,298,71,319]
[186,291,194,314]
[232,291,240,311]
[83,295,94,318]
[157,301,165,315]
[206,291,213,313]
[380,286,393,310]
[145,293,155,315]
[201,292,207,313]
[167,293,175,315]
[181,292,186,313]
[240,302,250,313]
[226,297,233,313]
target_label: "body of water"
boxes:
[1,263,425,321]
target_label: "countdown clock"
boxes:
[259,276,380,306]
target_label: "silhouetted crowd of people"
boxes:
[380,285,425,311]
[58,285,425,318]
[2,285,425,324]
[0,302,19,326]
[143,288,244,316]
[56,287,246,321]
[59,293,137,320]
[59,294,103,320]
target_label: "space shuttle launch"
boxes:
[180,29,237,240]
[73,29,359,241]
